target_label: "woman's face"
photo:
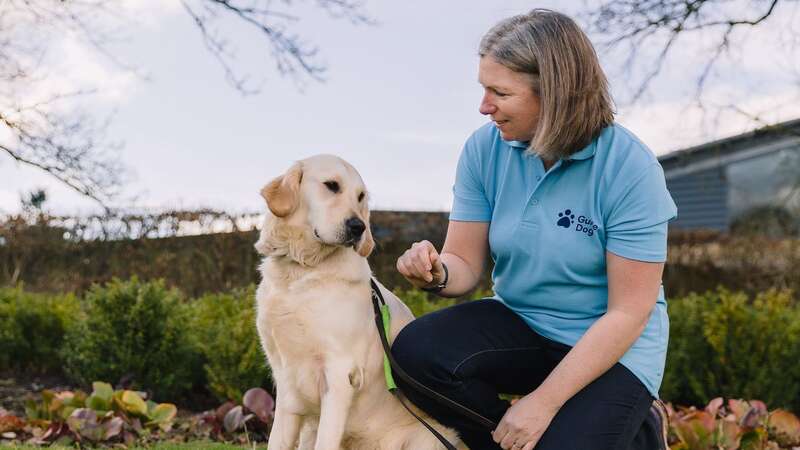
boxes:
[478,56,540,142]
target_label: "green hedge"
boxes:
[3,280,799,414]
[661,288,800,412]
[60,278,201,400]
[0,287,79,372]
[189,287,271,402]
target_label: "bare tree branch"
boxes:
[1,0,374,209]
[582,0,791,104]
[0,0,128,210]
[0,93,124,209]
[183,0,374,94]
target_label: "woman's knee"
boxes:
[391,315,441,376]
[391,300,528,382]
[391,307,474,390]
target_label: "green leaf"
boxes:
[120,390,148,416]
[91,382,114,403]
[86,394,110,412]
[59,406,76,421]
[146,400,158,415]
[739,429,766,450]
[150,404,177,423]
[145,403,177,431]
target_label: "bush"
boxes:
[61,278,201,400]
[0,286,79,372]
[189,286,271,402]
[393,287,458,318]
[665,235,800,298]
[391,286,494,318]
[662,288,800,412]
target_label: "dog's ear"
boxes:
[356,224,375,258]
[355,202,375,258]
[261,162,303,217]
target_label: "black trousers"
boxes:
[391,299,655,450]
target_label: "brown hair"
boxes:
[479,9,614,160]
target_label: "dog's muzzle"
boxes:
[344,217,366,245]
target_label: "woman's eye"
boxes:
[324,181,340,193]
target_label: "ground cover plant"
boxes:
[0,384,274,447]
[668,398,800,449]
[2,279,800,447]
[661,288,800,412]
[1,443,265,449]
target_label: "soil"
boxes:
[0,371,79,416]
[0,371,225,417]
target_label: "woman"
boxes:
[392,9,677,450]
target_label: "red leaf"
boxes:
[242,388,275,424]
[0,415,25,433]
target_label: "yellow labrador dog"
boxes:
[255,154,463,450]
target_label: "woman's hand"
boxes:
[492,390,561,450]
[396,240,446,289]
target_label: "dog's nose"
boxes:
[345,217,366,240]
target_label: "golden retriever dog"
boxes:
[254,154,463,450]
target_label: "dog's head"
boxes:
[255,154,375,262]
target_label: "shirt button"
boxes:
[531,198,539,205]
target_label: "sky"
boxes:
[2,0,800,216]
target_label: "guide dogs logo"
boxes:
[557,209,599,236]
[557,210,575,228]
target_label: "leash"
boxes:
[370,279,497,449]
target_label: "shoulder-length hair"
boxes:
[479,9,614,160]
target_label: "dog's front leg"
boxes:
[314,363,357,450]
[268,393,304,450]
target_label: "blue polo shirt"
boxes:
[450,122,677,397]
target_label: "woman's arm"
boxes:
[533,251,663,408]
[492,251,664,449]
[396,220,489,297]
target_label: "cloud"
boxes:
[42,37,140,105]
[0,189,19,215]
[120,0,183,27]
[11,0,186,109]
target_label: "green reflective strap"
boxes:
[380,304,397,390]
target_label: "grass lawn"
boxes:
[1,443,266,449]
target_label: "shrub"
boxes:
[391,286,494,319]
[0,286,79,372]
[61,278,200,400]
[188,286,271,402]
[662,288,800,412]
[393,287,458,318]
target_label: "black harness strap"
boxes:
[370,279,497,449]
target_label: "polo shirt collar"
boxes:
[566,141,596,161]
[505,139,529,149]
[502,137,597,160]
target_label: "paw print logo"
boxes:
[557,210,575,229]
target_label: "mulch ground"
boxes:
[0,372,78,416]
[0,371,223,417]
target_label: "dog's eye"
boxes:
[324,181,340,193]
[358,192,365,202]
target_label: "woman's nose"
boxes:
[479,94,496,115]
